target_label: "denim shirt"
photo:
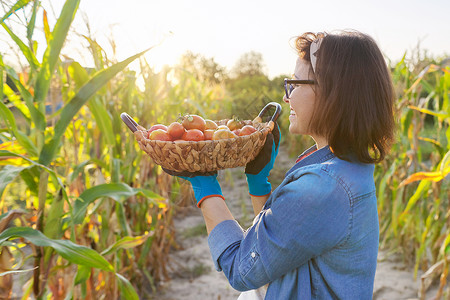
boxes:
[208,146,379,299]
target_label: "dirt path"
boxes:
[158,146,438,300]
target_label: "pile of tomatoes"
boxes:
[146,115,257,142]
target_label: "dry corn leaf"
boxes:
[399,166,450,188]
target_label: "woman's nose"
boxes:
[283,95,290,104]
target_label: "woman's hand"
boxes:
[162,169,224,207]
[245,122,281,196]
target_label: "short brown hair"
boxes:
[295,31,395,164]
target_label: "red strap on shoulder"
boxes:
[295,149,317,163]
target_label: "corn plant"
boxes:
[376,52,450,299]
[0,0,168,298]
[0,1,238,298]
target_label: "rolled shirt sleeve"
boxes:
[208,219,244,271]
[207,169,351,292]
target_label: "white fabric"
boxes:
[237,285,267,300]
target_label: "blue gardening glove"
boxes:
[245,122,280,196]
[162,168,224,207]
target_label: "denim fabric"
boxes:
[208,146,379,299]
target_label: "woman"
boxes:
[166,30,395,299]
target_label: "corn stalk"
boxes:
[376,52,450,299]
[0,0,159,298]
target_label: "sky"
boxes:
[2,0,450,78]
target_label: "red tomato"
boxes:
[212,129,237,140]
[226,118,244,131]
[239,125,257,136]
[205,119,218,130]
[182,129,205,141]
[204,129,215,140]
[167,122,186,139]
[147,124,168,138]
[182,115,206,132]
[149,129,172,141]
[215,125,229,131]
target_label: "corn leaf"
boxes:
[443,69,450,114]
[0,150,65,193]
[26,0,39,41]
[111,158,121,183]
[399,180,431,222]
[72,183,165,224]
[34,0,80,104]
[399,168,450,187]
[399,150,450,187]
[0,54,3,101]
[0,101,38,156]
[68,61,89,88]
[43,189,64,240]
[68,160,90,183]
[74,265,91,286]
[0,0,32,25]
[19,166,38,194]
[42,9,50,44]
[440,150,450,172]
[3,84,31,122]
[418,137,442,148]
[447,126,450,147]
[1,23,40,70]
[0,151,71,239]
[115,201,130,236]
[116,273,139,300]
[0,210,26,232]
[401,109,413,137]
[0,142,28,165]
[39,47,151,166]
[414,212,434,277]
[0,165,26,198]
[406,64,441,94]
[4,66,45,130]
[137,238,153,268]
[0,227,114,272]
[408,105,450,120]
[418,136,445,156]
[0,267,37,277]
[442,233,450,255]
[88,98,115,146]
[377,161,397,214]
[101,234,150,256]
[82,35,106,70]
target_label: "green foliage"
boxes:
[1,0,449,299]
[0,1,169,298]
[0,0,32,25]
[72,183,165,225]
[179,51,227,84]
[231,51,266,78]
[376,52,450,298]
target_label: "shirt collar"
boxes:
[285,145,334,178]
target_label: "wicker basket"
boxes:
[122,102,281,173]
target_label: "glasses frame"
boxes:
[284,78,315,99]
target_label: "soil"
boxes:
[157,145,441,300]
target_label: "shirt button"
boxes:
[251,252,256,258]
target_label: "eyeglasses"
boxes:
[284,32,326,99]
[284,78,315,99]
[310,32,326,74]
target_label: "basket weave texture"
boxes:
[134,119,272,172]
